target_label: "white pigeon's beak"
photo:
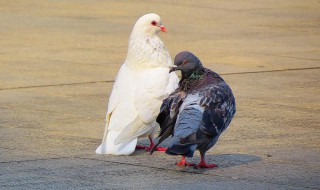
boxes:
[159,25,167,32]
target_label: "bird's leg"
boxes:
[136,136,167,151]
[175,156,196,166]
[146,136,167,151]
[195,152,218,168]
[135,136,153,150]
[135,145,147,149]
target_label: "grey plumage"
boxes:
[150,51,236,168]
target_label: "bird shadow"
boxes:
[202,153,261,168]
[174,153,262,174]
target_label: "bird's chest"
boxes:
[181,79,203,93]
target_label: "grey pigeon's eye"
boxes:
[183,60,189,65]
[151,21,157,26]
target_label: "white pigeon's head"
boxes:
[132,13,167,36]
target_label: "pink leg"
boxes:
[136,136,167,152]
[175,156,196,166]
[195,153,218,168]
[135,145,147,150]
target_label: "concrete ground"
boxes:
[1,0,319,189]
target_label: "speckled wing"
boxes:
[199,83,236,138]
[150,90,185,154]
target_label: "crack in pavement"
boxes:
[255,53,320,62]
[0,67,319,91]
[0,80,115,91]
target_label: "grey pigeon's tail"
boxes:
[166,144,197,157]
[165,106,202,157]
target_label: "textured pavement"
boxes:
[1,0,320,189]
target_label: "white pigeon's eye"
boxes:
[151,21,157,26]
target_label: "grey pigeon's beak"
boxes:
[169,65,178,73]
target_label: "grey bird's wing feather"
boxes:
[180,83,236,153]
[165,93,203,157]
[200,83,236,135]
[150,91,185,154]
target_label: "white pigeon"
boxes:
[96,13,179,155]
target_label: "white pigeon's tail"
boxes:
[95,131,137,155]
[95,113,137,155]
[114,116,155,145]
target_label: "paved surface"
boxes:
[1,0,320,189]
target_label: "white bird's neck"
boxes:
[125,33,173,68]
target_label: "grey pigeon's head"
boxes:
[170,51,203,77]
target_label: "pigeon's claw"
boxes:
[194,154,218,169]
[146,146,167,152]
[135,145,167,152]
[175,156,196,167]
[136,145,148,150]
[152,147,167,151]
[136,136,167,152]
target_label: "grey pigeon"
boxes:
[150,51,236,168]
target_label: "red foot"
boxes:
[136,136,167,152]
[136,145,148,150]
[136,145,167,152]
[175,156,196,167]
[194,153,218,169]
[147,146,167,152]
[155,147,167,151]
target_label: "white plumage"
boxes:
[96,13,179,155]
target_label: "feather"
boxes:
[114,117,154,145]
